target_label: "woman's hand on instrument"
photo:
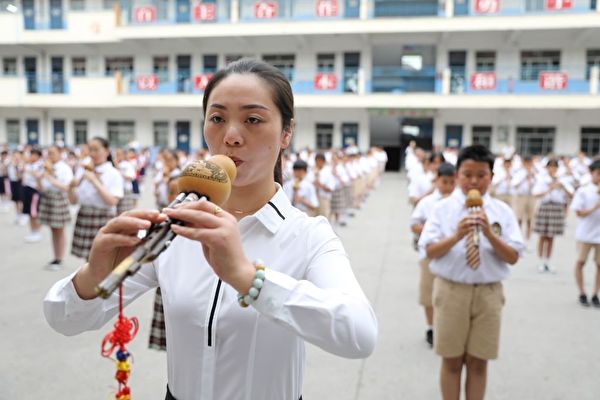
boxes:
[164,200,255,293]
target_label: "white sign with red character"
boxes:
[133,6,157,23]
[193,2,216,21]
[136,75,158,91]
[470,72,496,90]
[475,0,500,13]
[254,1,277,18]
[314,73,337,90]
[316,0,338,17]
[539,72,568,90]
[546,0,572,10]
[194,74,213,91]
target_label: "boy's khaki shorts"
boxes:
[433,277,505,360]
[418,258,435,307]
[514,195,537,222]
[577,242,600,264]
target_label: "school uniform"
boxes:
[22,160,44,217]
[8,161,23,203]
[0,158,8,196]
[570,183,600,264]
[511,167,537,222]
[283,177,319,216]
[306,166,337,220]
[116,159,137,215]
[38,161,73,229]
[331,164,350,216]
[408,170,434,204]
[71,162,124,260]
[419,190,524,360]
[491,168,513,205]
[410,189,443,307]
[532,175,573,237]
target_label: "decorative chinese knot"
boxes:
[101,285,139,400]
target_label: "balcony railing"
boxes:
[371,65,437,93]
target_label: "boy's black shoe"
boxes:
[579,294,590,307]
[591,295,600,308]
[426,329,433,347]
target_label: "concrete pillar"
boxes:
[360,0,369,19]
[230,0,239,23]
[442,67,451,94]
[590,65,599,95]
[445,0,454,17]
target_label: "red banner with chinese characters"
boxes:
[136,75,158,91]
[314,73,337,90]
[539,72,568,90]
[546,0,572,10]
[475,0,500,13]
[193,2,216,21]
[133,6,157,23]
[254,1,277,18]
[470,72,496,90]
[195,74,213,91]
[316,0,338,17]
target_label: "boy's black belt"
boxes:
[166,385,302,400]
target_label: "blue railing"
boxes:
[238,0,354,21]
[436,76,596,94]
[371,65,437,93]
[373,0,439,17]
[25,78,70,94]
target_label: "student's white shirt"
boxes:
[156,168,181,206]
[283,177,319,213]
[75,162,124,210]
[7,161,22,181]
[41,160,74,191]
[410,189,444,260]
[492,168,513,196]
[511,168,536,196]
[408,171,434,201]
[532,174,573,204]
[570,183,600,244]
[43,188,377,400]
[22,160,44,189]
[306,166,337,200]
[118,160,136,192]
[419,190,525,284]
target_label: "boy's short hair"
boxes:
[589,160,600,172]
[456,145,494,173]
[429,152,446,164]
[546,158,559,168]
[523,155,533,163]
[293,160,308,171]
[30,148,42,157]
[315,153,326,162]
[437,162,456,177]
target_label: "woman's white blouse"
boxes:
[75,162,124,210]
[43,187,377,400]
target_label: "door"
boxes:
[345,0,360,17]
[49,0,64,29]
[176,121,191,154]
[341,123,358,148]
[26,119,39,145]
[177,55,191,93]
[24,57,37,93]
[176,0,191,22]
[53,119,66,144]
[23,0,35,30]
[51,57,64,93]
[449,51,467,94]
[445,125,463,149]
[343,52,360,93]
[399,118,434,169]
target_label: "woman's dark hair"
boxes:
[456,145,494,173]
[429,152,446,164]
[91,136,114,166]
[202,58,294,185]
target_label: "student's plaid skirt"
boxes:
[331,187,346,214]
[149,288,167,351]
[117,189,136,215]
[38,190,71,228]
[71,205,114,259]
[534,201,565,237]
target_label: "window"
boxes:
[516,126,555,156]
[263,54,295,81]
[71,57,86,76]
[586,49,600,80]
[317,54,335,73]
[102,0,117,9]
[3,57,17,76]
[153,121,169,148]
[74,120,88,145]
[472,126,492,149]
[70,0,85,10]
[6,119,20,145]
[105,57,134,77]
[580,127,600,157]
[203,55,218,73]
[525,0,545,11]
[520,51,560,81]
[107,121,135,148]
[153,56,169,82]
[316,123,333,150]
[343,52,360,93]
[475,51,496,72]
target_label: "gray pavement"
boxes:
[1,173,599,400]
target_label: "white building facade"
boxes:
[0,0,599,169]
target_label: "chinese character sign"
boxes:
[195,74,213,91]
[546,0,572,10]
[254,1,277,18]
[539,72,568,90]
[193,2,216,21]
[133,6,157,23]
[314,73,337,90]
[137,75,158,91]
[470,72,496,90]
[316,0,338,17]
[475,0,500,13]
